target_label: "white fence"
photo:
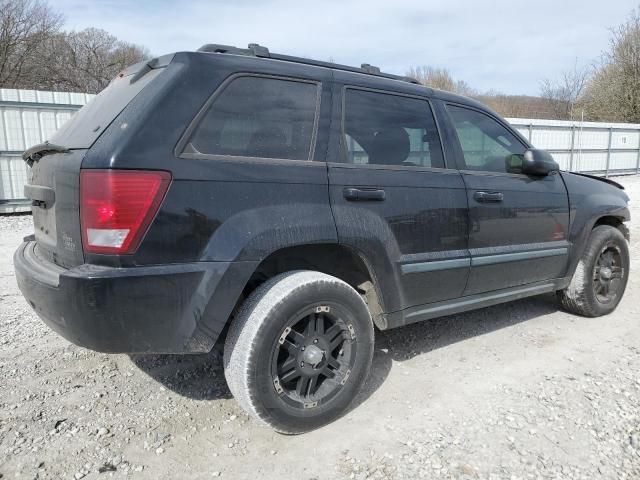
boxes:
[0,88,95,212]
[0,89,638,212]
[508,117,640,175]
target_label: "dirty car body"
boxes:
[14,46,630,355]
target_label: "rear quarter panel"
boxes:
[82,52,337,266]
[79,52,339,347]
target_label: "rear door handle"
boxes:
[474,191,504,203]
[343,187,386,201]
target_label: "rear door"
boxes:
[442,103,570,295]
[327,74,470,312]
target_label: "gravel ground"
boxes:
[1,176,639,480]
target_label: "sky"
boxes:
[54,0,639,96]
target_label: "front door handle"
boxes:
[474,191,504,203]
[343,187,386,201]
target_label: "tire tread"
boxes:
[223,270,371,433]
[557,225,629,317]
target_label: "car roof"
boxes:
[196,43,421,86]
[174,43,502,119]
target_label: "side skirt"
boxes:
[381,278,567,330]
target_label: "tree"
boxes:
[0,0,63,88]
[475,93,561,119]
[581,8,640,122]
[406,65,475,96]
[540,62,590,120]
[406,65,563,119]
[0,1,149,93]
[43,28,150,93]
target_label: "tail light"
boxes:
[80,170,171,254]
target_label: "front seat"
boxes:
[368,127,410,166]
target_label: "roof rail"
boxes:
[197,43,270,58]
[196,43,420,85]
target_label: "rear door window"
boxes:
[184,76,320,161]
[342,89,444,169]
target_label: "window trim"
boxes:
[335,85,451,172]
[175,72,322,163]
[443,102,532,177]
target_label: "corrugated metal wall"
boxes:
[0,88,95,212]
[1,89,639,213]
[507,117,640,175]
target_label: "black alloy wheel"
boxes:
[593,243,625,304]
[557,225,630,317]
[271,306,356,409]
[223,271,374,433]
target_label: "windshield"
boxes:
[49,68,163,149]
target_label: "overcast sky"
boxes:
[55,0,638,95]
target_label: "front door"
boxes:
[443,103,570,295]
[327,76,470,312]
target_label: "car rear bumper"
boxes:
[14,241,255,354]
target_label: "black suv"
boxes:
[14,43,631,433]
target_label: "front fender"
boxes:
[561,172,630,282]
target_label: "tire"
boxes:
[557,225,630,317]
[223,270,374,434]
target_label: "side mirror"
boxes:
[522,149,559,176]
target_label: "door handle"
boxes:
[474,191,504,203]
[343,187,386,201]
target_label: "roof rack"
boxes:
[197,43,420,85]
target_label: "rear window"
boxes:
[49,68,163,149]
[183,76,320,161]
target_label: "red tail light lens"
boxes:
[80,170,171,254]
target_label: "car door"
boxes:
[442,102,570,295]
[327,74,470,313]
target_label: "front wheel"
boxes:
[557,225,630,317]
[223,271,374,434]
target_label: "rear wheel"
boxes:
[223,271,374,434]
[557,225,629,317]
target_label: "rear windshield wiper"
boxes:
[22,142,69,167]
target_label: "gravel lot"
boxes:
[1,176,639,480]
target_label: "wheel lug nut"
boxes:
[300,361,304,367]
[313,339,318,344]
[301,346,305,351]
